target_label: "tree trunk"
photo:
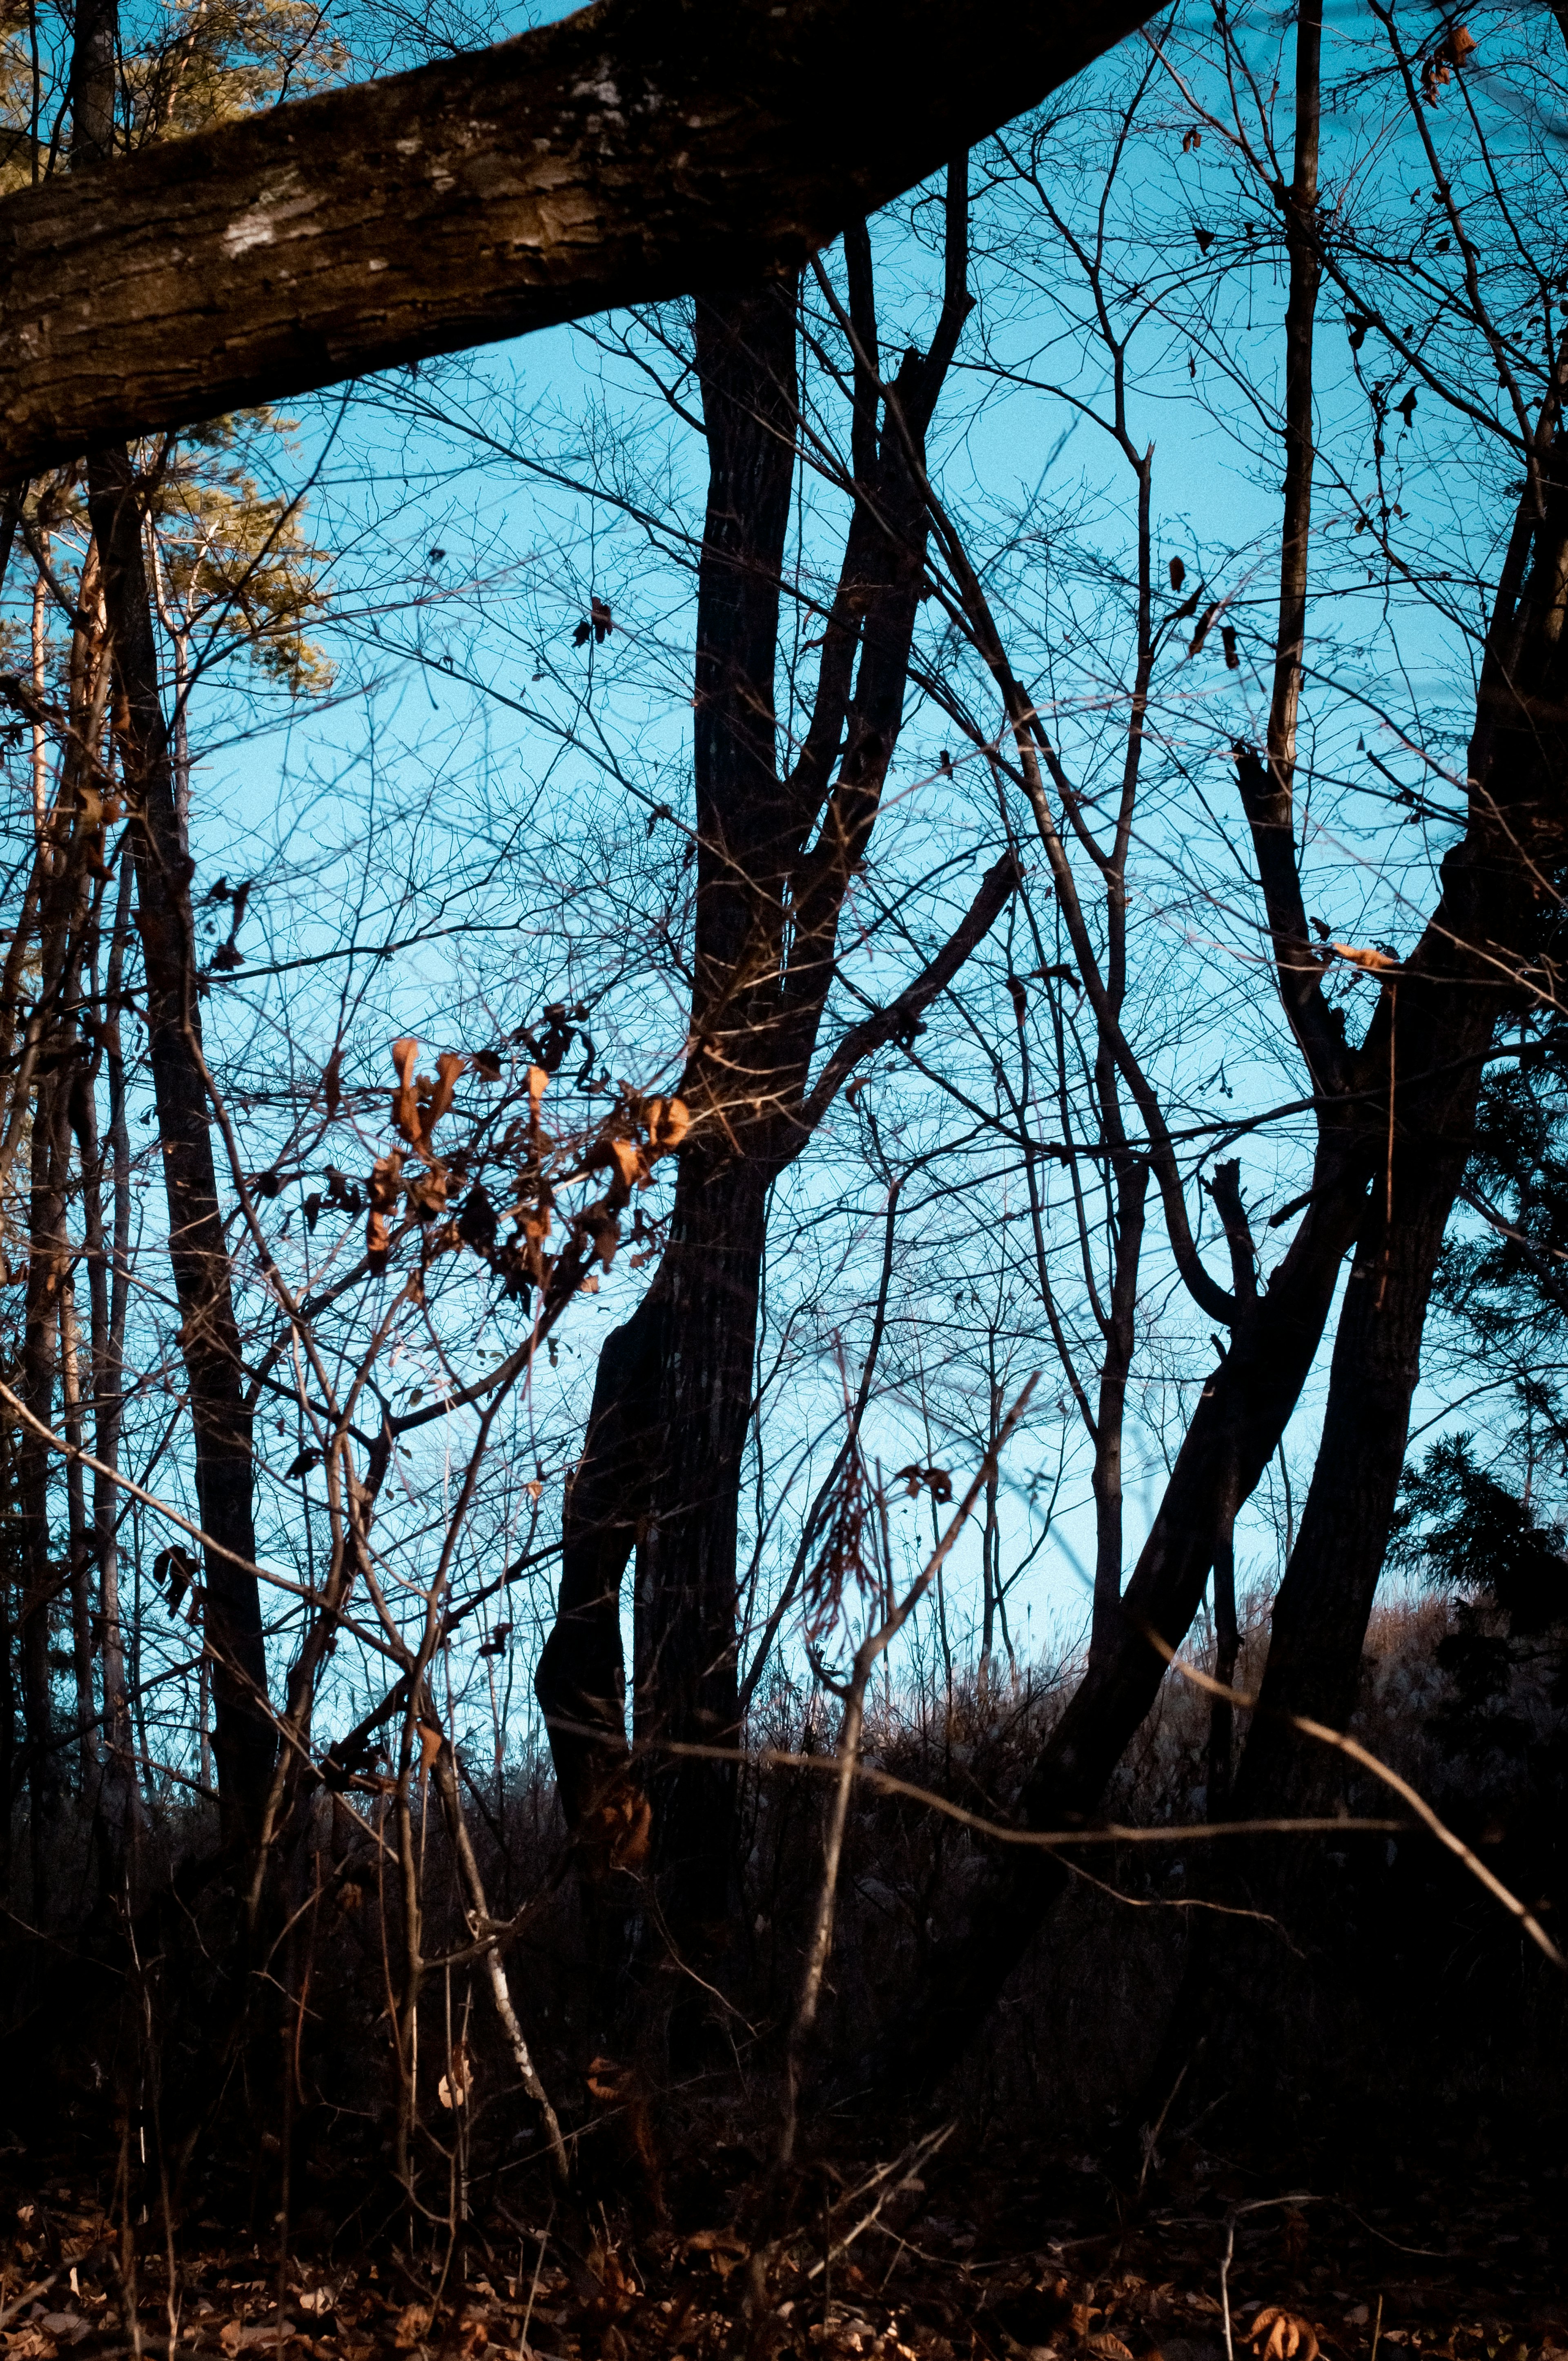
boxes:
[1089,1157,1148,1666]
[16,1075,69,1901]
[875,1143,1372,2096]
[86,451,274,1845]
[635,1152,771,1959]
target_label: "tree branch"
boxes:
[797,850,1018,1134]
[0,0,1157,480]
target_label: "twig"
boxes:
[780,1374,1038,2166]
[803,2123,956,2281]
[1151,1640,1566,1969]
[1222,2196,1320,2361]
[519,2202,554,2360]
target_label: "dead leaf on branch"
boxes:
[577,1774,653,1873]
[1422,21,1476,99]
[647,1095,690,1153]
[366,1149,403,1274]
[573,596,614,647]
[153,1544,197,1618]
[390,1035,421,1143]
[438,2036,473,2110]
[1333,942,1400,975]
[389,1037,468,1160]
[893,1463,953,1505]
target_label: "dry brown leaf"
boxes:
[648,1096,691,1155]
[390,1036,421,1142]
[578,1777,652,1872]
[423,1049,467,1138]
[1250,2309,1320,2361]
[417,1719,442,1771]
[605,1138,643,1191]
[438,2035,473,2110]
[527,1065,548,1120]
[1086,2337,1134,2361]
[394,2305,433,2350]
[1333,942,1399,975]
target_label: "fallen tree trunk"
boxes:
[0,0,1155,481]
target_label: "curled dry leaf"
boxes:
[577,1774,653,1873]
[390,1036,421,1142]
[1250,2310,1321,2361]
[1333,942,1399,974]
[424,1049,468,1136]
[682,2225,749,2277]
[366,1149,404,1270]
[1086,2337,1134,2361]
[527,1064,549,1121]
[438,2036,473,2110]
[417,1718,442,1771]
[605,1137,644,1192]
[648,1095,690,1154]
[394,2303,433,2350]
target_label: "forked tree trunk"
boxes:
[539,196,997,2000]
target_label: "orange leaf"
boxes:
[1333,942,1399,974]
[648,1096,691,1155]
[390,1037,421,1142]
[606,1138,643,1191]
[1250,2310,1320,2361]
[424,1049,468,1136]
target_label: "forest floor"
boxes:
[0,2125,1561,2361]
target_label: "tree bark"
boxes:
[537,195,1010,1993]
[16,1073,69,1896]
[1234,437,1568,1822]
[87,450,275,1844]
[0,0,1159,483]
[635,1153,772,1951]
